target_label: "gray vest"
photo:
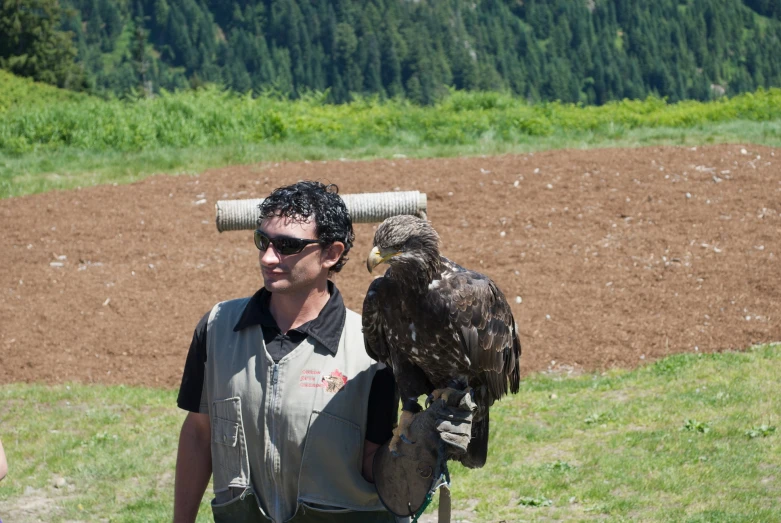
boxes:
[204,297,391,523]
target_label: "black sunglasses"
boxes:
[254,230,325,255]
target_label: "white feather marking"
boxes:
[428,280,441,290]
[412,348,419,354]
[410,323,416,341]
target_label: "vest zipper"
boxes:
[269,362,281,521]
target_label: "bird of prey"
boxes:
[363,215,521,468]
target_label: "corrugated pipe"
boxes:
[215,191,427,232]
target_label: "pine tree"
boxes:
[132,16,152,95]
[0,0,87,89]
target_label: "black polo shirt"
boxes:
[177,282,398,445]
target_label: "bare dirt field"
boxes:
[1,144,779,388]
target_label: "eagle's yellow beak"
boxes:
[367,246,400,273]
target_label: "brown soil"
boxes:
[1,145,779,388]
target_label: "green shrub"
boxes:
[2,75,780,156]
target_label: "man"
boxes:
[0,436,7,482]
[173,181,473,523]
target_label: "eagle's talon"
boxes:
[388,410,416,456]
[429,386,458,404]
[429,388,444,403]
[388,433,402,456]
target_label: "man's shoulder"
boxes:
[217,295,254,308]
[342,307,386,370]
[209,296,254,325]
[344,307,363,330]
[342,308,365,343]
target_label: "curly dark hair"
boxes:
[257,181,355,273]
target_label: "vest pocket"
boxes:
[211,397,250,490]
[298,410,383,510]
[214,417,239,447]
[212,488,272,523]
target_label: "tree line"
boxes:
[3,0,781,104]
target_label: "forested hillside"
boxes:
[4,0,781,104]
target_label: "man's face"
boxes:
[258,215,329,295]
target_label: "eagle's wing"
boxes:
[436,259,521,402]
[363,276,434,403]
[362,276,392,365]
[429,258,522,470]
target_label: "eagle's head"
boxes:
[367,215,441,291]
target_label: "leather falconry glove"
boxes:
[373,388,476,517]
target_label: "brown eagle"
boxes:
[363,215,521,468]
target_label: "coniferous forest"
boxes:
[3,0,781,104]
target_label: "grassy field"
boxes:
[0,344,778,522]
[2,70,781,199]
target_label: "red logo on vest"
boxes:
[322,369,348,393]
[298,369,348,392]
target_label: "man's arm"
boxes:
[173,412,212,523]
[0,437,7,481]
[363,367,398,484]
[362,440,381,483]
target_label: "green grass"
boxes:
[444,344,781,522]
[1,344,779,522]
[0,385,212,522]
[2,78,781,199]
[2,118,781,200]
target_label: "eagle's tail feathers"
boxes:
[509,329,521,394]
